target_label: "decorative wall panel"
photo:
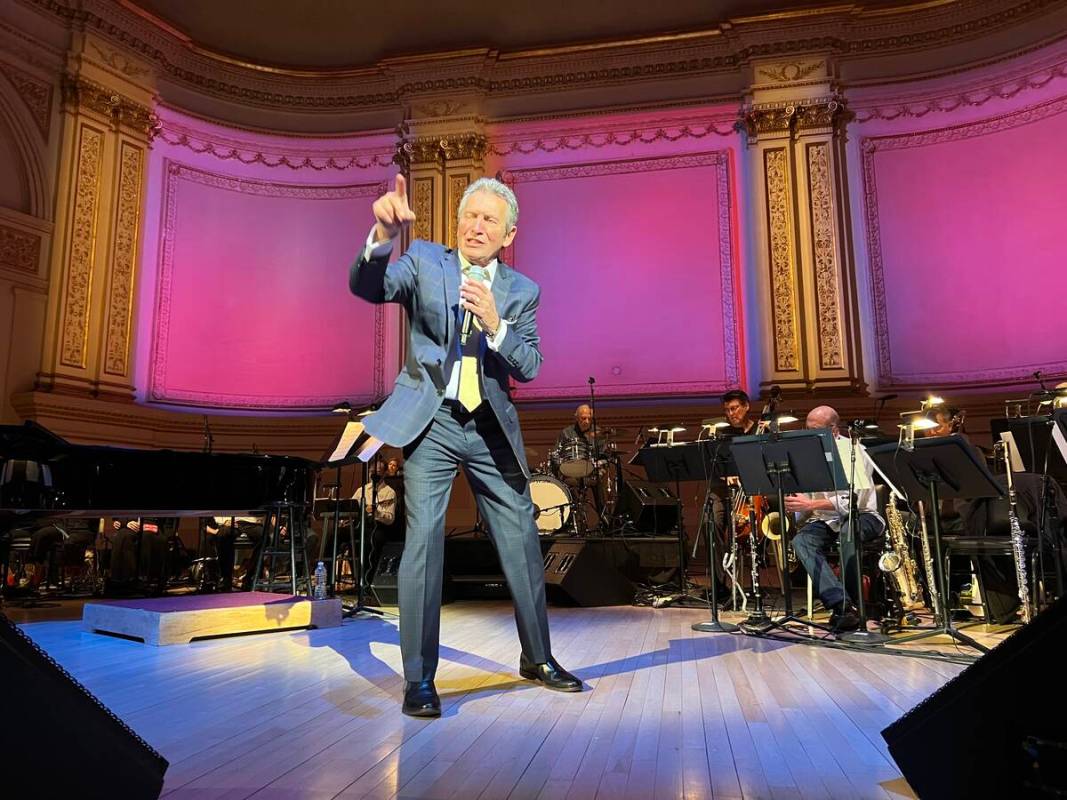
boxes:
[862,95,1067,388]
[148,162,386,409]
[59,124,104,369]
[103,141,144,377]
[500,151,741,400]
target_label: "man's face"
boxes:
[457,190,516,266]
[387,459,399,476]
[724,400,749,427]
[576,407,593,432]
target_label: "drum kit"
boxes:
[529,431,625,536]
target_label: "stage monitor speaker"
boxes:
[882,595,1067,799]
[368,540,404,605]
[370,541,455,605]
[619,479,678,533]
[0,612,168,799]
[542,541,634,607]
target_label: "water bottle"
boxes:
[314,561,327,600]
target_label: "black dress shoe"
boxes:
[402,680,441,717]
[519,654,583,692]
[829,604,861,633]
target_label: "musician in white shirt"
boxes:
[785,405,885,633]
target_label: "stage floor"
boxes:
[19,601,980,799]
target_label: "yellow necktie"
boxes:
[458,259,484,412]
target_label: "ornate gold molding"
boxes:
[446,173,471,249]
[395,131,489,170]
[87,40,152,79]
[742,98,848,138]
[411,176,434,242]
[0,59,53,138]
[60,124,104,369]
[806,142,843,370]
[741,105,796,137]
[103,141,143,378]
[22,0,1067,117]
[60,74,158,137]
[758,60,826,83]
[764,147,799,373]
[0,224,41,273]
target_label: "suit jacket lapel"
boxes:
[442,250,460,345]
[492,262,513,324]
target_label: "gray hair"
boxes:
[458,177,519,230]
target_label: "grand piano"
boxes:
[0,421,317,524]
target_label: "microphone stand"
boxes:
[840,423,889,644]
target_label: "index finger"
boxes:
[393,173,407,198]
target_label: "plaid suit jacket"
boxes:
[349,239,542,477]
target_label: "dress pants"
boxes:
[791,513,885,609]
[400,401,551,682]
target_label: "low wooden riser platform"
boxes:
[16,602,1001,799]
[81,592,342,645]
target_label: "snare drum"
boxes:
[556,439,594,478]
[529,474,573,534]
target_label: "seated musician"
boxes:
[206,516,265,592]
[721,390,758,436]
[786,406,886,632]
[556,404,597,451]
[306,469,397,583]
[555,404,606,518]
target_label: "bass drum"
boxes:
[529,474,573,534]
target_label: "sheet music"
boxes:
[835,436,873,492]
[999,431,1026,472]
[328,420,365,464]
[1053,423,1067,467]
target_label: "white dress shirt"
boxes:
[363,229,509,401]
[806,436,883,533]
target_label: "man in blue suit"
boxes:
[350,175,582,717]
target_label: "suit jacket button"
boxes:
[437,388,444,395]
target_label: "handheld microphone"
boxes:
[460,264,488,345]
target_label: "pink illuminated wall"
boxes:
[135,109,397,412]
[502,154,740,399]
[148,163,384,409]
[486,108,745,401]
[861,96,1067,389]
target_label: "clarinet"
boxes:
[915,500,943,626]
[999,441,1034,623]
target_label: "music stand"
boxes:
[685,437,738,632]
[867,435,1003,655]
[636,442,724,615]
[321,418,384,619]
[730,428,849,636]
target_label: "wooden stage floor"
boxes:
[19,601,990,800]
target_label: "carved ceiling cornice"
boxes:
[14,0,1067,122]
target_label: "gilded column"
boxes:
[38,34,156,400]
[743,57,865,396]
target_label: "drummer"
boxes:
[555,404,607,521]
[556,404,599,453]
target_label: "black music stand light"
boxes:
[867,435,1003,655]
[321,414,385,619]
[730,428,849,637]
